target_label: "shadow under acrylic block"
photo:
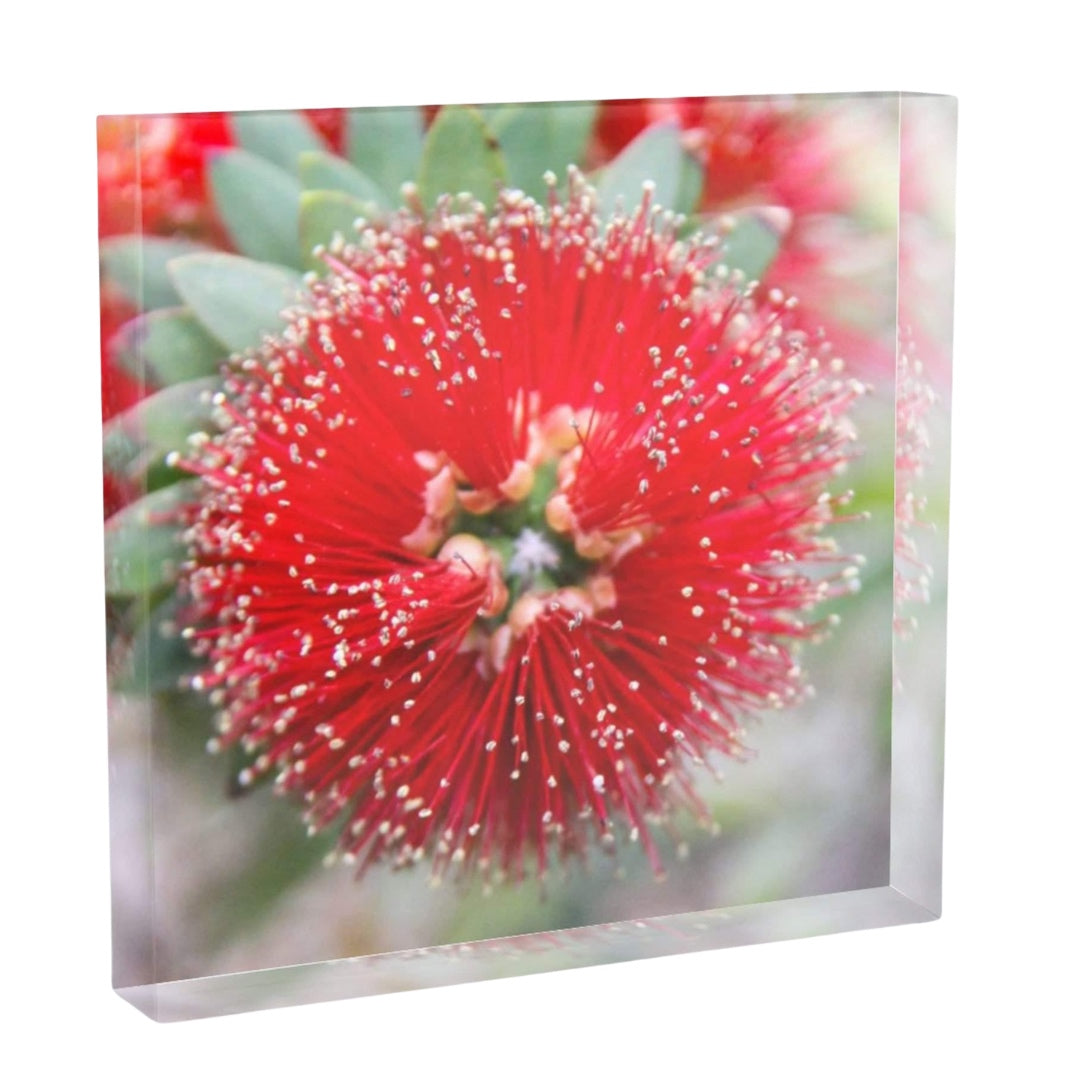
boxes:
[100,91,955,1021]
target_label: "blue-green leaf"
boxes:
[103,376,222,479]
[298,190,373,271]
[110,307,226,386]
[484,101,597,200]
[208,149,303,267]
[230,111,327,176]
[104,481,198,596]
[346,106,424,199]
[718,207,790,281]
[123,590,200,695]
[100,236,209,311]
[169,253,304,353]
[594,122,702,219]
[418,106,507,209]
[298,150,389,207]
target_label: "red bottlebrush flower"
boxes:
[893,340,935,638]
[97,114,233,438]
[596,98,894,374]
[596,98,849,216]
[97,114,233,242]
[96,110,345,241]
[180,176,860,884]
[303,108,347,154]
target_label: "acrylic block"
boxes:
[99,92,955,1021]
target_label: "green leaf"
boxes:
[484,101,597,200]
[103,376,222,479]
[110,307,226,386]
[418,105,507,209]
[104,481,198,597]
[169,253,304,353]
[298,190,373,271]
[123,591,200,695]
[298,150,389,207]
[143,458,190,495]
[208,149,303,267]
[100,236,209,311]
[229,111,327,176]
[719,207,790,281]
[594,121,703,219]
[346,106,424,199]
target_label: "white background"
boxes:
[6,3,1077,1076]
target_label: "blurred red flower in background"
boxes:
[303,108,347,154]
[597,97,894,372]
[97,110,345,417]
[97,110,347,512]
[180,179,860,882]
[596,97,848,214]
[97,114,233,429]
[97,113,233,241]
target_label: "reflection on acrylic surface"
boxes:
[100,92,954,1018]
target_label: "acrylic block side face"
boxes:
[99,93,954,1020]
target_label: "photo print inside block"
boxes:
[99,93,955,1020]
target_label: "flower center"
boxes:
[406,406,624,671]
[506,527,561,583]
[450,457,596,602]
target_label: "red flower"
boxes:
[97,114,233,441]
[181,177,860,883]
[596,98,894,373]
[303,108,347,154]
[97,108,353,522]
[97,109,345,244]
[596,98,848,215]
[97,113,233,242]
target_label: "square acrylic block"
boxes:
[99,91,955,1021]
